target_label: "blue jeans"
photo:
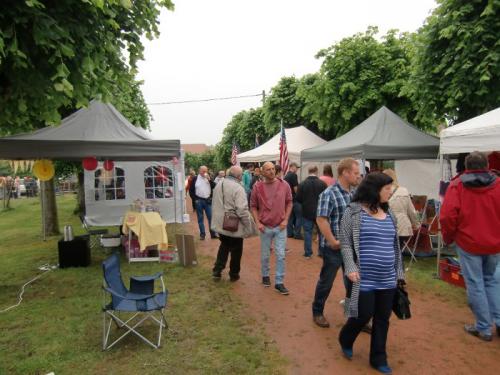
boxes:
[260,226,287,284]
[312,246,343,316]
[302,218,316,257]
[195,198,212,236]
[457,245,500,334]
[287,201,303,238]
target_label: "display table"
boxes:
[58,236,91,268]
[122,211,168,262]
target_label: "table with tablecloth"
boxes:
[122,211,168,251]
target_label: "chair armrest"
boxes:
[130,272,163,283]
[102,286,155,301]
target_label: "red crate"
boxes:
[439,259,466,288]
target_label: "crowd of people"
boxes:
[185,152,499,374]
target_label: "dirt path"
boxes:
[189,209,498,375]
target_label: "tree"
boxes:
[301,27,431,138]
[0,0,173,133]
[407,0,500,124]
[263,76,320,136]
[215,107,270,168]
[184,150,221,176]
[0,0,173,234]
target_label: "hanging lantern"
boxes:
[103,160,114,171]
[82,157,98,171]
[33,159,55,181]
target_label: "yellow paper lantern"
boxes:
[33,159,55,181]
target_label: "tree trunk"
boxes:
[4,180,13,209]
[41,178,60,236]
[75,171,85,216]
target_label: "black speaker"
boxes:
[58,236,91,268]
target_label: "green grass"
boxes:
[404,256,467,307]
[0,196,286,375]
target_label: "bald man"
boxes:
[189,165,217,240]
[250,162,293,295]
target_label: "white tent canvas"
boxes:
[395,159,456,200]
[237,126,326,164]
[84,160,184,226]
[440,107,500,154]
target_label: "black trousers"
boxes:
[339,288,396,367]
[212,234,243,278]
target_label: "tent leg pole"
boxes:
[173,161,178,263]
[41,181,46,241]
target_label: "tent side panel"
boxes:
[84,161,184,226]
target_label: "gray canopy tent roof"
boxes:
[301,106,439,162]
[0,100,180,161]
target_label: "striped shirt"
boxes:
[316,182,352,248]
[359,211,397,291]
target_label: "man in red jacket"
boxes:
[440,151,500,342]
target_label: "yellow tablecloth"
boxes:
[122,211,168,251]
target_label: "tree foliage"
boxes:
[301,27,429,138]
[407,0,500,123]
[184,150,221,175]
[215,107,270,168]
[263,76,320,135]
[215,2,498,162]
[0,0,173,133]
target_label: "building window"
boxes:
[94,167,125,201]
[144,166,173,199]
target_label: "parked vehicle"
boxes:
[19,179,27,196]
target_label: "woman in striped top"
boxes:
[338,172,405,375]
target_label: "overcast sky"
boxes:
[137,0,437,145]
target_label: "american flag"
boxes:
[279,123,289,174]
[231,142,240,166]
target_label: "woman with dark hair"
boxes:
[338,172,405,375]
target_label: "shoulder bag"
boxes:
[221,181,239,232]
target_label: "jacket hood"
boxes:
[460,170,497,188]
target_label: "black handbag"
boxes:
[221,181,239,232]
[392,285,411,320]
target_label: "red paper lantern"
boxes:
[103,160,114,171]
[82,157,98,171]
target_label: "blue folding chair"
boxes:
[102,253,168,349]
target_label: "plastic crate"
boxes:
[439,259,466,288]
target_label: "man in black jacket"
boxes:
[296,165,327,258]
[189,165,217,240]
[284,162,303,239]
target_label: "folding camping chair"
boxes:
[80,214,108,249]
[401,195,427,264]
[102,253,168,350]
[405,198,443,270]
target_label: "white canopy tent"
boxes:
[440,107,500,154]
[237,126,326,164]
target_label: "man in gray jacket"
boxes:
[211,166,257,281]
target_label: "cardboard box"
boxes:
[176,234,197,266]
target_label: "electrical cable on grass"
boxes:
[0,264,57,313]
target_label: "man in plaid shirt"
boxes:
[312,158,361,328]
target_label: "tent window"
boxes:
[94,167,126,201]
[144,166,173,199]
